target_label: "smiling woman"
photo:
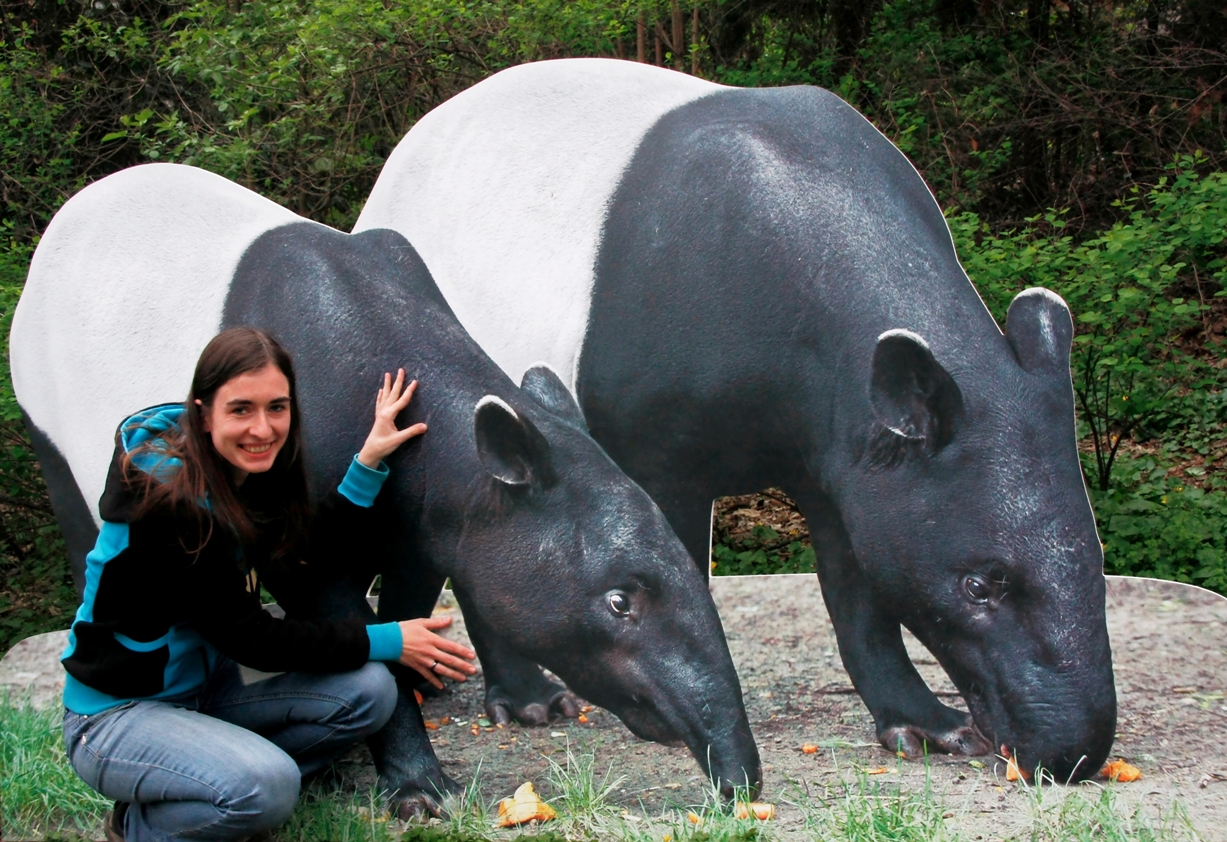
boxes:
[57,327,476,842]
[199,365,293,482]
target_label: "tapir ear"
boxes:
[870,330,964,452]
[520,364,588,433]
[1006,287,1073,375]
[473,396,555,487]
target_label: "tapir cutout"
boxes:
[10,163,761,813]
[355,58,1117,782]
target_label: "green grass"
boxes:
[0,695,1204,842]
[0,692,109,840]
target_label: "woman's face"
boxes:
[200,363,292,484]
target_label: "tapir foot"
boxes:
[385,772,464,822]
[486,683,581,726]
[878,716,991,758]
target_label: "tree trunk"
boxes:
[672,0,684,69]
[692,2,700,75]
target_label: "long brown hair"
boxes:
[124,327,310,562]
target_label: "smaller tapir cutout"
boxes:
[11,163,761,814]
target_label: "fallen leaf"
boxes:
[495,781,557,827]
[734,802,776,820]
[1101,759,1142,782]
[801,744,818,754]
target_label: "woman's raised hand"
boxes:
[397,616,478,689]
[357,369,427,468]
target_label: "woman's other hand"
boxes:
[358,369,427,468]
[397,616,478,689]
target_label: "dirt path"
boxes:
[4,575,1225,838]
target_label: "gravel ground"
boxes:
[3,574,1225,839]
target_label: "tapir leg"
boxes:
[274,561,461,819]
[796,490,992,759]
[364,562,465,818]
[450,589,581,726]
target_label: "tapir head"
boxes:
[448,365,761,798]
[845,288,1116,782]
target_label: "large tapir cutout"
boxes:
[10,163,760,812]
[355,58,1117,782]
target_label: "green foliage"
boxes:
[1091,454,1227,591]
[0,237,76,656]
[713,524,817,576]
[0,693,110,839]
[952,157,1227,493]
[709,0,1227,230]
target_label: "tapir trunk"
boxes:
[996,631,1116,783]
[949,595,1117,783]
[608,651,762,799]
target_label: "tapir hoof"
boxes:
[487,685,580,726]
[879,718,991,758]
[387,773,464,822]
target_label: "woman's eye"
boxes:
[963,575,991,603]
[607,592,631,617]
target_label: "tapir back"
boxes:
[12,164,300,526]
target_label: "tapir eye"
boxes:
[963,575,991,604]
[607,591,632,617]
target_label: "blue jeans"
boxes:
[63,659,397,842]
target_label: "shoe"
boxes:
[104,801,128,842]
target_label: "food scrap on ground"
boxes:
[1101,759,1142,782]
[801,743,818,754]
[1002,747,1032,782]
[735,802,776,821]
[495,781,557,827]
[866,767,888,775]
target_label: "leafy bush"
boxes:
[712,524,817,576]
[952,157,1227,493]
[1091,454,1227,592]
[0,238,76,656]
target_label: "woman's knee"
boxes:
[224,748,301,827]
[354,662,398,735]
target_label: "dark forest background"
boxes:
[1,0,1224,652]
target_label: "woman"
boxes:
[60,327,476,842]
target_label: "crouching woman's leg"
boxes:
[201,660,398,775]
[64,701,300,841]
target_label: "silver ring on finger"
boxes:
[431,660,439,671]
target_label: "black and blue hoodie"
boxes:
[61,405,405,715]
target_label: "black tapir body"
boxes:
[10,164,761,815]
[356,58,1118,781]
